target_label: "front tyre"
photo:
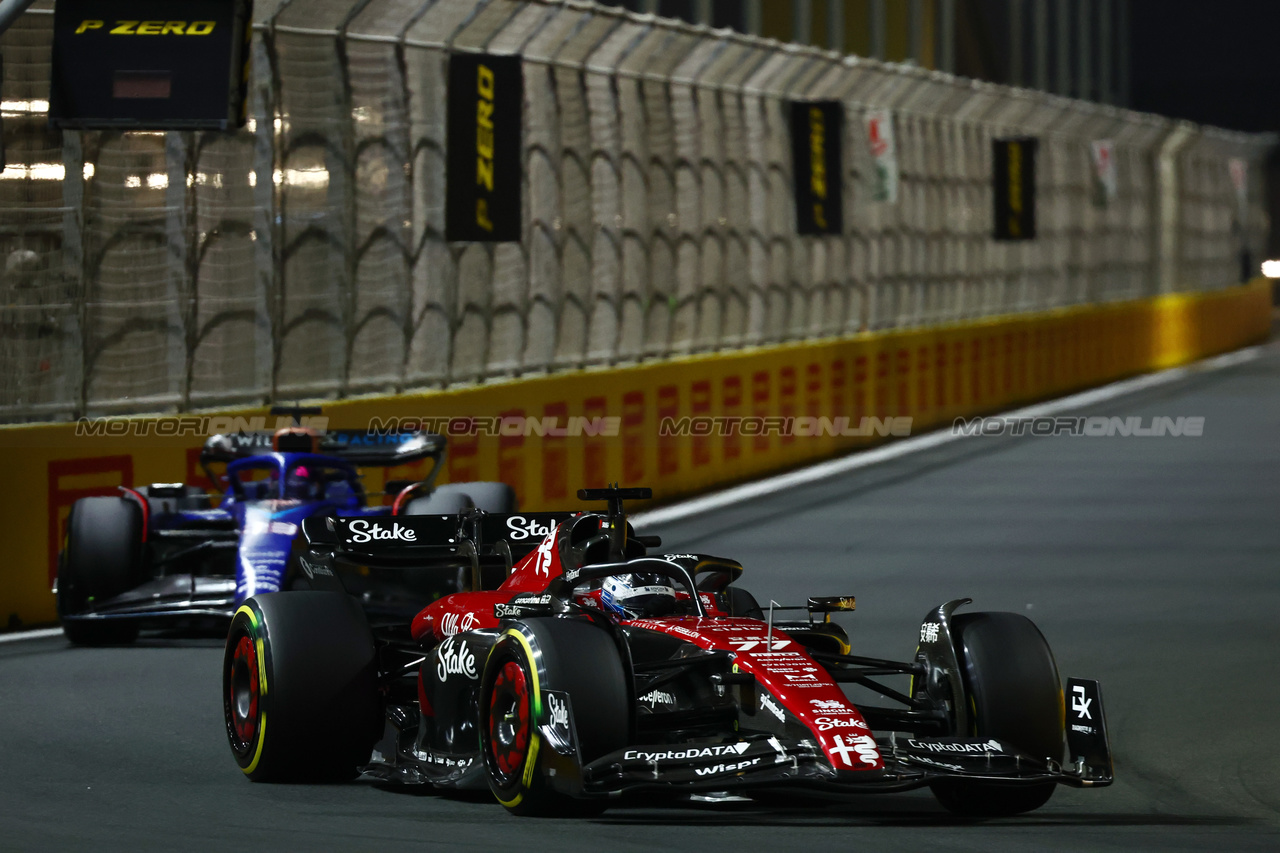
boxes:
[223,592,380,782]
[480,618,629,816]
[930,611,1064,817]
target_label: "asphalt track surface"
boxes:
[3,342,1279,852]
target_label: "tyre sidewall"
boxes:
[479,618,629,814]
[225,604,271,777]
[479,631,544,810]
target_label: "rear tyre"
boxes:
[223,592,381,782]
[58,497,144,645]
[400,494,481,594]
[449,482,518,513]
[480,618,629,816]
[725,586,764,619]
[403,489,474,515]
[929,612,1064,817]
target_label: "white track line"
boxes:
[0,627,63,644]
[0,345,1266,643]
[632,345,1264,529]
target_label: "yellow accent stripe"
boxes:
[235,604,270,776]
[244,714,267,776]
[502,629,542,798]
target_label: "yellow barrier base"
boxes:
[1,278,1270,627]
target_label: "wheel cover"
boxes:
[488,660,530,784]
[228,633,260,749]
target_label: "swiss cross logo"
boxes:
[828,734,878,767]
[533,532,556,577]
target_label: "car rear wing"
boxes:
[301,511,577,590]
[200,429,447,467]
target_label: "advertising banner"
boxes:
[790,101,844,235]
[865,109,899,204]
[993,138,1037,240]
[446,53,523,242]
[49,0,251,129]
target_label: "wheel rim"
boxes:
[228,633,260,750]
[488,659,530,784]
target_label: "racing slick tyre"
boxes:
[480,618,629,817]
[57,497,144,645]
[409,482,518,515]
[929,611,1064,817]
[401,493,485,593]
[403,489,474,515]
[448,482,519,513]
[223,592,381,782]
[725,586,764,619]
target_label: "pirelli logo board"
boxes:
[993,138,1038,240]
[446,53,523,242]
[790,101,844,236]
[49,0,251,129]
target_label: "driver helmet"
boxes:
[600,573,677,619]
[273,425,320,454]
[285,464,321,499]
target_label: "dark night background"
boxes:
[1130,0,1280,133]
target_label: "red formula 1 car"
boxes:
[222,487,1112,817]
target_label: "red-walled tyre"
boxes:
[479,618,629,816]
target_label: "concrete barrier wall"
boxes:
[0,277,1269,628]
[1,0,1271,421]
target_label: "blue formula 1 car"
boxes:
[56,412,517,645]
